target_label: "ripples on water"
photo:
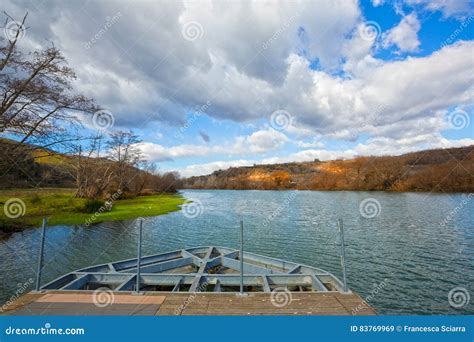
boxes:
[1,190,473,314]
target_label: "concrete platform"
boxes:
[1,291,376,316]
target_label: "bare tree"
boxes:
[132,161,159,194]
[0,12,98,152]
[106,130,143,193]
[159,172,180,192]
[68,135,114,199]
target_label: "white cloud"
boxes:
[233,129,289,154]
[0,0,361,126]
[382,13,421,52]
[138,142,215,161]
[138,128,289,161]
[406,0,473,19]
[2,0,472,176]
[3,0,471,141]
[279,41,474,139]
[371,0,384,7]
[294,139,324,148]
[353,135,474,156]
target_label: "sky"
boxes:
[3,0,474,177]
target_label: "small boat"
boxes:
[41,246,348,293]
[5,246,376,315]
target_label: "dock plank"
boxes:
[1,291,376,316]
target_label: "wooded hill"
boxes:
[182,146,474,192]
[0,137,180,195]
[2,138,472,193]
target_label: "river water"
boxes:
[1,190,473,314]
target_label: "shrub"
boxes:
[82,199,106,213]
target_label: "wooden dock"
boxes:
[1,291,376,316]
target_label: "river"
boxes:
[1,190,473,314]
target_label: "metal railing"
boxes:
[34,218,350,294]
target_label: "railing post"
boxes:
[239,220,244,296]
[338,218,348,293]
[35,218,47,291]
[135,219,143,294]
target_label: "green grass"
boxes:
[0,188,186,231]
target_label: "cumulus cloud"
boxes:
[382,13,421,52]
[233,129,289,154]
[2,0,472,177]
[138,128,289,161]
[3,0,472,140]
[294,139,325,148]
[2,0,360,124]
[280,41,474,139]
[406,0,474,19]
[138,142,215,161]
[353,135,474,156]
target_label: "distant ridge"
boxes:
[181,146,474,192]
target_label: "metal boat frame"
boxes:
[40,246,349,294]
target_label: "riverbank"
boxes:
[0,188,186,232]
[182,145,474,193]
